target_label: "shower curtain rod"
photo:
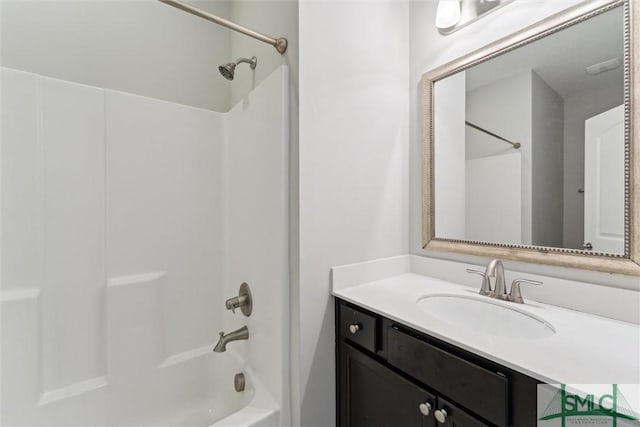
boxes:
[158,0,288,54]
[465,121,521,149]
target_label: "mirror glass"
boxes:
[433,5,626,255]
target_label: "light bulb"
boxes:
[436,0,462,30]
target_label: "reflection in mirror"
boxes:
[433,5,625,255]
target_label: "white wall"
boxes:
[228,1,298,108]
[0,0,232,111]
[464,69,564,247]
[434,71,466,239]
[297,1,410,425]
[531,71,564,248]
[443,68,564,246]
[409,0,639,289]
[466,153,522,243]
[466,72,532,244]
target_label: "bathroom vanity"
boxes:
[335,298,539,427]
[332,256,640,427]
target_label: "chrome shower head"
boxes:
[218,63,236,80]
[218,56,257,81]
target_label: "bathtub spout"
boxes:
[213,326,249,353]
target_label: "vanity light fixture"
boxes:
[435,0,462,32]
[436,0,515,35]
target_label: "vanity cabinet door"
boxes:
[434,397,489,427]
[338,341,436,427]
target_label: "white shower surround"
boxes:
[0,66,289,426]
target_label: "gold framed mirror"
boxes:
[422,0,640,275]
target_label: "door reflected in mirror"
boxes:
[433,5,625,255]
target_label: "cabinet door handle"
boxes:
[348,323,361,334]
[418,402,431,416]
[434,409,447,424]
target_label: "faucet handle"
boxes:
[224,283,252,317]
[466,269,492,296]
[509,278,542,304]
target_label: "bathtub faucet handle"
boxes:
[224,283,252,317]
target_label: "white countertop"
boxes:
[332,271,640,413]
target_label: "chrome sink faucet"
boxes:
[485,259,508,300]
[213,325,249,353]
[466,259,506,298]
[466,259,542,304]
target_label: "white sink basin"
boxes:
[416,294,555,340]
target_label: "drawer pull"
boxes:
[434,409,447,424]
[348,323,361,334]
[419,402,431,416]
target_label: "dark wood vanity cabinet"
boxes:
[339,342,436,427]
[336,298,540,427]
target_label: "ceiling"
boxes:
[465,5,624,100]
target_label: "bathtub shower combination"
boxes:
[0,2,290,424]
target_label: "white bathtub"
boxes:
[162,352,279,427]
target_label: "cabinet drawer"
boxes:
[339,304,377,353]
[387,327,508,427]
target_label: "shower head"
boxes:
[218,63,236,80]
[218,56,257,81]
